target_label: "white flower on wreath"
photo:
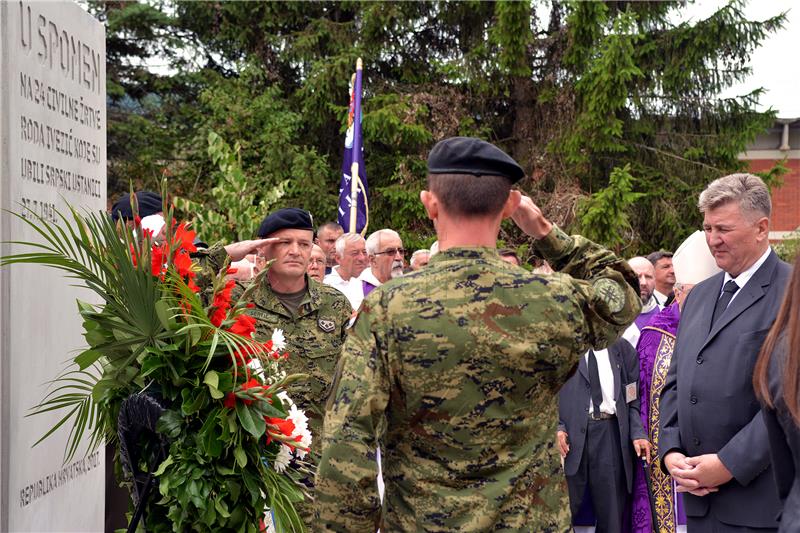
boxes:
[271,329,286,352]
[274,392,313,462]
[273,444,292,474]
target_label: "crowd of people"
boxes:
[109,137,798,533]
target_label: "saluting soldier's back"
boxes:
[372,248,581,531]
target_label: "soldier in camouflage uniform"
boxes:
[314,137,642,532]
[195,208,350,525]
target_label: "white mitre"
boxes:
[673,230,721,285]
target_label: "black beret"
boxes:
[427,137,525,183]
[257,208,314,238]
[111,191,163,221]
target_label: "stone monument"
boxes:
[0,1,106,530]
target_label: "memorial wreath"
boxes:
[1,187,310,532]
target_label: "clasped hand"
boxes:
[664,451,733,496]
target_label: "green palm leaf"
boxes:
[2,204,166,461]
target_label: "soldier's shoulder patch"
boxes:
[592,278,625,313]
[317,318,335,333]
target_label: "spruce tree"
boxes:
[97,0,785,254]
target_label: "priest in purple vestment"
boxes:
[629,231,721,533]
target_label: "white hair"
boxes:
[335,233,365,256]
[410,249,430,267]
[365,229,401,256]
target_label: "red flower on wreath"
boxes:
[265,416,297,445]
[269,417,296,437]
[228,314,256,337]
[172,223,197,254]
[223,378,267,408]
[151,244,165,277]
[209,280,236,327]
[233,339,274,366]
[173,251,193,279]
[223,393,236,409]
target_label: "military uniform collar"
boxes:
[252,274,318,318]
[429,247,501,264]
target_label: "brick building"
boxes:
[740,118,800,241]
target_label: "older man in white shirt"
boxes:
[323,233,368,310]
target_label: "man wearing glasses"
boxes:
[354,229,406,308]
[307,244,327,283]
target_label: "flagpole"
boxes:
[349,58,363,233]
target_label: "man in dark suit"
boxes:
[558,338,651,532]
[659,173,791,532]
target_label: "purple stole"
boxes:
[362,280,377,298]
[634,306,660,331]
[628,304,685,533]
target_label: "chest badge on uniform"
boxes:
[317,319,335,333]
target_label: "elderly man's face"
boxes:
[307,245,326,282]
[337,238,368,280]
[261,228,313,279]
[412,252,430,270]
[703,201,769,277]
[370,234,405,283]
[316,227,343,266]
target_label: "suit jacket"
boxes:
[659,249,790,527]
[558,339,647,492]
[763,336,800,532]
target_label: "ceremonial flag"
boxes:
[337,58,369,235]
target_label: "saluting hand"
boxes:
[224,237,280,262]
[511,195,553,240]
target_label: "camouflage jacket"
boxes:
[314,226,641,532]
[195,244,351,440]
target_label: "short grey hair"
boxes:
[410,249,430,267]
[335,232,365,256]
[366,229,401,256]
[698,173,771,219]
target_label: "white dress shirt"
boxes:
[585,348,616,415]
[720,247,771,305]
[323,266,363,311]
[653,289,670,307]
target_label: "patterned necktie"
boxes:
[711,280,740,327]
[587,350,603,418]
